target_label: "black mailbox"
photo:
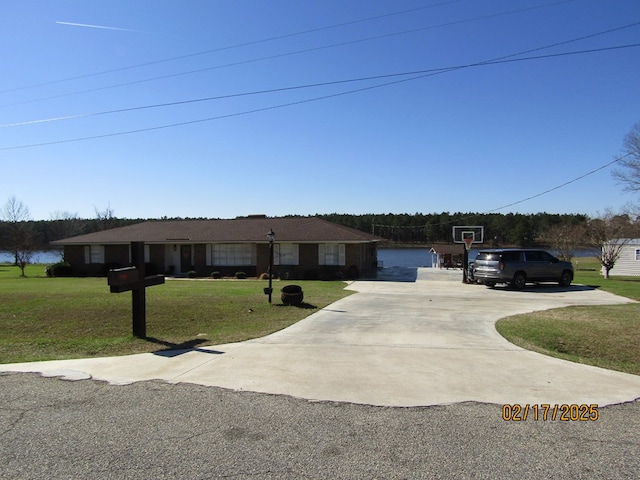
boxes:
[108,267,139,287]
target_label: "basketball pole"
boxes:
[463,237,473,284]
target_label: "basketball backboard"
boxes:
[452,225,484,244]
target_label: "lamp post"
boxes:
[267,229,275,303]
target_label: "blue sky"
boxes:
[2,0,639,220]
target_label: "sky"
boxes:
[2,0,640,221]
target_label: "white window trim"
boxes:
[207,244,256,266]
[635,248,640,261]
[318,243,345,266]
[84,245,105,264]
[274,244,299,266]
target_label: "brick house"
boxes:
[51,216,381,279]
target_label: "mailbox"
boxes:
[108,267,139,287]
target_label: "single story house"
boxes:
[51,216,381,279]
[603,238,640,277]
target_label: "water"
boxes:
[377,247,600,269]
[0,250,61,264]
[377,248,434,268]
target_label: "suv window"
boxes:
[525,251,544,261]
[525,251,555,262]
[501,251,520,262]
[540,251,555,262]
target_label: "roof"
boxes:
[605,238,640,245]
[429,244,468,255]
[51,217,382,245]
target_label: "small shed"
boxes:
[429,244,466,269]
[604,238,640,277]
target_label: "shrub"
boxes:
[45,262,73,277]
[187,270,198,278]
[235,271,247,279]
[210,271,221,279]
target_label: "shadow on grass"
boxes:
[274,302,318,310]
[146,337,224,357]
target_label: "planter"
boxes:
[281,284,304,306]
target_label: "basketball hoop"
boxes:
[464,237,474,252]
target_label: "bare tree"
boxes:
[1,196,35,276]
[94,204,116,231]
[540,223,587,262]
[588,210,639,279]
[49,211,85,260]
[612,121,640,197]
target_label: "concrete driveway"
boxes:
[3,268,640,407]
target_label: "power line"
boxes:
[428,153,634,228]
[0,0,464,95]
[0,0,580,108]
[372,153,633,232]
[2,42,638,138]
[484,153,633,213]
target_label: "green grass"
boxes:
[0,264,353,363]
[496,257,640,375]
[4,259,640,376]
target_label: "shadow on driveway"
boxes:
[371,267,418,282]
[478,283,599,293]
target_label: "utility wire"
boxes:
[2,42,639,149]
[372,152,633,229]
[483,153,633,213]
[431,152,634,227]
[0,0,464,94]
[0,0,580,108]
[3,42,639,129]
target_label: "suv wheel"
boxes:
[559,270,572,287]
[511,272,526,290]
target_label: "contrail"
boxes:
[56,21,137,32]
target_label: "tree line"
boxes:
[1,205,639,278]
[315,212,591,246]
[0,211,594,252]
[1,210,637,250]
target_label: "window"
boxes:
[129,245,150,263]
[274,244,299,265]
[524,251,544,262]
[84,245,105,264]
[206,244,256,266]
[635,249,640,261]
[319,243,345,266]
[501,251,520,262]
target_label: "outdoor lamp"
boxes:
[266,229,275,303]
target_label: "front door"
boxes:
[180,245,192,273]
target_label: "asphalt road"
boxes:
[2,373,639,479]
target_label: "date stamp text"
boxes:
[502,404,599,421]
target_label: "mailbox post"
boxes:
[131,242,146,337]
[107,241,165,338]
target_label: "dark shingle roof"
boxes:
[429,244,467,255]
[52,217,381,245]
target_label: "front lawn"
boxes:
[0,264,353,363]
[496,257,640,375]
